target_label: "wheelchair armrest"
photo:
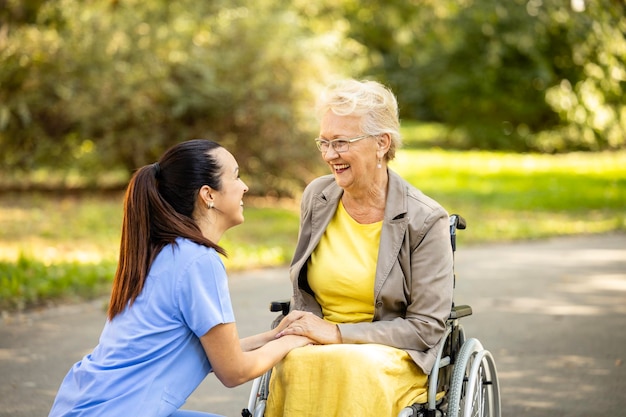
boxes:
[449,304,472,319]
[270,300,291,316]
[450,214,467,231]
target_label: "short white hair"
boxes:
[316,79,402,161]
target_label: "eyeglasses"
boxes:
[314,135,373,153]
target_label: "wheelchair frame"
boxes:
[242,215,501,417]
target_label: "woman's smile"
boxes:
[333,163,350,173]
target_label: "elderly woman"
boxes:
[266,79,455,416]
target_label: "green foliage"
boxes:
[0,0,343,195]
[0,0,624,196]
[0,0,48,25]
[538,2,626,152]
[342,0,626,152]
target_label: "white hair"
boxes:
[316,79,402,161]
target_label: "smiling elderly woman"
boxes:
[264,80,455,416]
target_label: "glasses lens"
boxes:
[333,140,349,153]
[315,139,328,152]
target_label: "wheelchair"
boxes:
[242,215,501,417]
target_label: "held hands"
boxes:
[279,334,314,350]
[273,310,309,335]
[275,311,342,345]
[271,311,315,348]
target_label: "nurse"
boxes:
[49,139,310,417]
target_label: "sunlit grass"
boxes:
[1,149,625,311]
[0,254,116,311]
[389,149,626,242]
[0,193,123,264]
[0,195,300,310]
[220,200,300,270]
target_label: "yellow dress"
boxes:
[265,202,429,416]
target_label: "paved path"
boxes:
[1,233,625,417]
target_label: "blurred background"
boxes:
[0,0,624,311]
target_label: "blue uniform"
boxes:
[49,238,235,417]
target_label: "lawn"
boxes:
[390,149,625,241]
[1,149,624,311]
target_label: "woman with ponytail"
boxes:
[49,140,310,417]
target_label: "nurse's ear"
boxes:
[198,185,216,211]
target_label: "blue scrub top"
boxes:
[49,238,236,417]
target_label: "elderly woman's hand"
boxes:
[275,312,342,345]
[272,310,309,335]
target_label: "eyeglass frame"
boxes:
[314,135,374,153]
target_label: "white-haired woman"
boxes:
[266,79,454,416]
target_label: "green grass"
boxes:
[0,194,301,311]
[220,200,301,270]
[390,149,626,242]
[1,149,625,311]
[0,254,116,311]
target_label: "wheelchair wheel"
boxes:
[447,338,501,417]
[244,369,272,417]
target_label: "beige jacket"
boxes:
[290,169,454,374]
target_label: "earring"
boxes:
[377,158,382,169]
[208,202,214,209]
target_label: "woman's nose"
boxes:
[322,146,339,160]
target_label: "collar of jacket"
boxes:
[313,168,409,223]
[309,169,411,297]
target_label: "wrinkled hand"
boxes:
[272,310,309,335]
[275,312,342,345]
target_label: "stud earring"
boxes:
[377,158,382,169]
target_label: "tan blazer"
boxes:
[290,169,454,374]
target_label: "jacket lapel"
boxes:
[375,170,409,298]
[306,182,343,263]
[300,171,409,301]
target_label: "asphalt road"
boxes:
[1,232,625,417]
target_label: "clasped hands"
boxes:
[274,310,342,345]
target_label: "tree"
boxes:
[0,0,350,195]
[335,0,626,152]
[2,0,623,193]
